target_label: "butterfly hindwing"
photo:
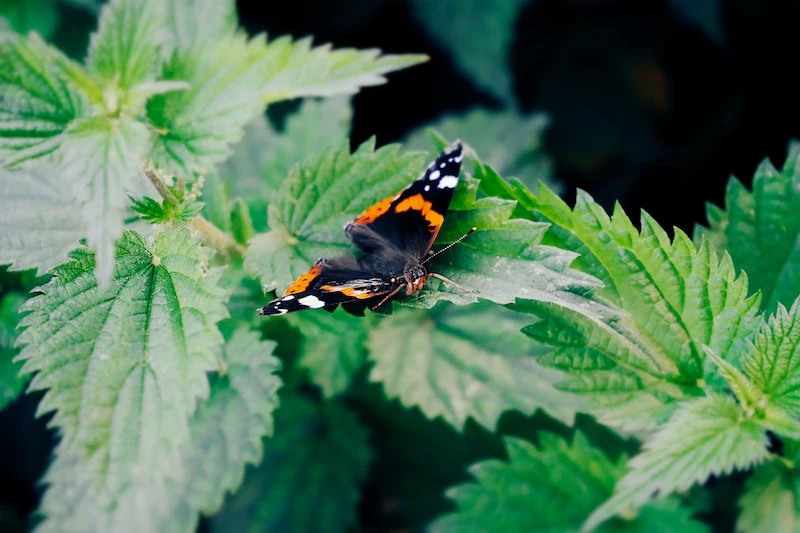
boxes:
[346,141,463,257]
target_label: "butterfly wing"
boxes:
[345,141,464,258]
[258,258,396,316]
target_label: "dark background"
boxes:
[2,0,800,530]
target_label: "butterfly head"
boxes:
[391,262,428,296]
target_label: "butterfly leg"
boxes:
[428,272,479,293]
[371,284,405,311]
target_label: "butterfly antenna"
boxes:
[422,227,477,265]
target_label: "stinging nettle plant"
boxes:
[2,0,800,531]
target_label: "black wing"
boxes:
[345,141,463,258]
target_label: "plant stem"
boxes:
[143,169,245,257]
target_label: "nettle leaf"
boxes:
[0,167,85,275]
[409,0,525,103]
[17,229,228,531]
[404,109,555,191]
[0,32,88,166]
[368,301,583,430]
[697,143,800,312]
[485,170,761,430]
[219,96,351,231]
[432,433,707,533]
[244,139,425,292]
[165,0,237,52]
[259,36,427,104]
[211,393,372,533]
[738,445,800,533]
[161,327,282,533]
[743,298,800,417]
[87,0,164,94]
[0,0,58,38]
[287,310,368,397]
[584,394,770,531]
[59,116,152,285]
[0,292,27,411]
[147,33,271,177]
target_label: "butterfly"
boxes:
[258,141,474,316]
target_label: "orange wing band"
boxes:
[394,194,444,231]
[320,285,375,299]
[283,265,323,295]
[353,194,397,224]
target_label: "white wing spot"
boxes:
[429,170,441,181]
[281,295,295,301]
[276,307,288,315]
[299,295,326,308]
[454,154,463,163]
[438,175,458,189]
[448,157,454,162]
[424,184,430,191]
[439,162,446,168]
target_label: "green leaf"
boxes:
[211,393,372,533]
[17,229,229,531]
[59,116,152,285]
[147,34,271,177]
[259,36,427,104]
[160,327,282,533]
[243,139,425,292]
[368,301,583,431]
[409,0,525,103]
[219,96,351,230]
[0,0,58,38]
[0,292,27,411]
[495,176,762,430]
[697,143,800,312]
[738,451,800,533]
[742,298,800,417]
[0,167,85,275]
[165,0,237,52]
[584,394,770,531]
[404,109,555,191]
[432,432,707,533]
[287,310,368,397]
[0,32,88,166]
[87,0,164,94]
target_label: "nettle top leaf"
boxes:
[0,0,425,286]
[479,164,762,431]
[697,141,800,313]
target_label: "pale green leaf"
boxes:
[219,96,351,230]
[0,32,88,166]
[243,139,425,292]
[0,167,85,275]
[211,393,372,533]
[18,229,229,532]
[489,172,762,431]
[58,116,152,285]
[697,143,800,312]
[147,34,271,177]
[165,0,237,52]
[87,0,165,93]
[160,327,282,533]
[432,432,707,533]
[368,301,582,430]
[584,394,770,531]
[0,292,26,411]
[259,36,427,104]
[703,345,762,411]
[743,298,800,416]
[409,0,525,103]
[738,453,800,533]
[404,109,555,191]
[288,310,367,397]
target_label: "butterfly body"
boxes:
[259,141,464,316]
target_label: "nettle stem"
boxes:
[143,169,245,257]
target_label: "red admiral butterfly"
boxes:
[259,141,474,316]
